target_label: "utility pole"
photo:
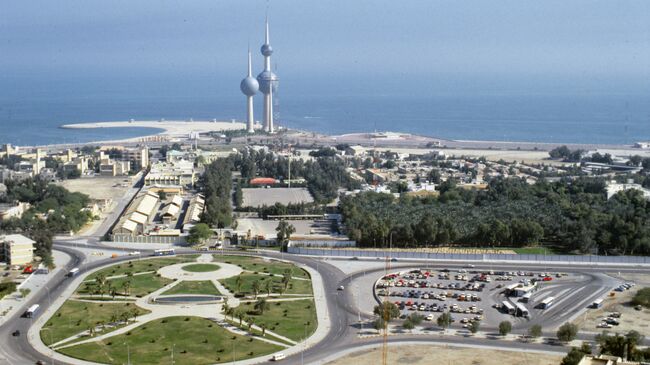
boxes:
[171,343,175,364]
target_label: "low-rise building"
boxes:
[0,234,36,266]
[606,181,650,200]
[0,202,30,221]
[578,355,640,365]
[145,161,197,188]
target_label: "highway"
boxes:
[1,241,649,365]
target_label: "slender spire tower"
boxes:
[240,49,259,133]
[257,17,279,133]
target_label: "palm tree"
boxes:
[260,323,267,337]
[235,309,245,326]
[254,298,270,315]
[246,316,255,332]
[252,281,261,299]
[109,312,119,326]
[222,302,231,317]
[130,308,140,322]
[95,273,108,298]
[120,311,130,324]
[225,307,235,321]
[235,275,243,295]
[121,280,131,296]
[281,274,291,294]
[264,280,273,296]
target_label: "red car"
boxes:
[543,277,553,281]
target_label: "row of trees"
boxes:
[340,177,650,255]
[200,159,233,228]
[562,330,650,365]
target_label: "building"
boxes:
[606,181,650,200]
[182,195,205,232]
[0,183,6,198]
[634,141,650,149]
[0,202,30,221]
[0,234,35,266]
[62,156,89,175]
[124,146,150,170]
[577,355,640,365]
[99,158,131,176]
[113,191,159,236]
[241,49,259,133]
[145,161,197,188]
[257,18,279,133]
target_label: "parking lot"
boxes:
[374,267,612,329]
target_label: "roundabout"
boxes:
[35,253,321,365]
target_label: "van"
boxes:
[272,353,286,361]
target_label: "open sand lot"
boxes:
[56,176,131,201]
[237,218,323,237]
[574,273,650,334]
[241,187,314,207]
[325,344,563,365]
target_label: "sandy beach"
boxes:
[60,120,246,141]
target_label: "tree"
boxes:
[260,323,267,337]
[254,298,270,315]
[402,318,415,332]
[235,275,243,295]
[556,322,578,342]
[19,288,30,298]
[498,321,512,336]
[528,324,543,339]
[373,302,400,322]
[252,280,261,299]
[631,287,650,308]
[186,223,213,245]
[469,321,480,335]
[121,280,131,296]
[276,220,296,244]
[407,313,424,326]
[561,344,592,365]
[437,312,452,330]
[264,280,273,296]
[235,308,245,326]
[373,318,385,334]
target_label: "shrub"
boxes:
[557,323,578,342]
[631,288,650,308]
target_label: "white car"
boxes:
[128,251,141,256]
[596,322,612,329]
[337,285,345,291]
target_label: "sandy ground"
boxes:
[237,218,320,237]
[574,272,650,334]
[241,187,314,207]
[56,176,132,201]
[324,345,563,365]
[61,120,245,140]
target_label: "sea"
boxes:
[1,86,649,146]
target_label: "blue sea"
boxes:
[1,83,649,146]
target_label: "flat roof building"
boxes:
[1,234,36,266]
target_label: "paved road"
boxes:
[2,243,649,365]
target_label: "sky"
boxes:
[1,0,649,97]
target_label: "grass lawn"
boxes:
[41,300,149,346]
[58,316,282,365]
[511,247,557,255]
[182,263,220,272]
[161,281,221,296]
[77,274,173,297]
[237,299,317,342]
[220,274,312,296]
[212,255,310,279]
[86,255,198,281]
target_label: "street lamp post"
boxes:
[42,328,54,365]
[124,342,130,365]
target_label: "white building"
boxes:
[606,181,650,200]
[0,234,35,266]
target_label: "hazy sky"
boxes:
[2,0,649,96]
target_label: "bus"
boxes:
[515,302,529,318]
[24,304,40,318]
[539,296,555,310]
[502,301,516,315]
[153,248,175,256]
[521,292,532,303]
[67,267,80,277]
[591,298,604,309]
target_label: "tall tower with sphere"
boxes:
[257,18,279,133]
[240,49,258,133]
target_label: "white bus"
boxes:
[67,267,80,277]
[502,301,516,315]
[521,292,532,303]
[515,302,529,318]
[153,248,175,256]
[539,296,555,309]
[591,298,604,309]
[24,304,40,318]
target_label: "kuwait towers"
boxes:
[256,19,279,133]
[240,49,258,133]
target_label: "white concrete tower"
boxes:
[240,49,259,133]
[257,18,279,133]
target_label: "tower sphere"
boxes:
[261,44,273,57]
[257,70,278,94]
[240,76,259,96]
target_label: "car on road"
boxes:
[128,251,141,256]
[12,330,20,337]
[337,285,345,291]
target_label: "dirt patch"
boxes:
[574,273,650,333]
[325,345,562,365]
[56,176,131,201]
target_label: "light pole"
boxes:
[124,342,130,365]
[42,328,54,365]
[171,343,175,364]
